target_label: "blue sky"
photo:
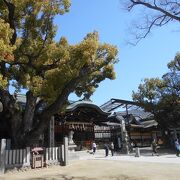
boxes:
[55,0,180,106]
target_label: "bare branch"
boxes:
[125,0,180,44]
[130,0,180,21]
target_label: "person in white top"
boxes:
[92,142,97,155]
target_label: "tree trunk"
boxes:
[23,67,89,147]
[0,66,90,148]
[23,91,37,133]
[0,89,23,147]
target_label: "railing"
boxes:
[4,146,65,168]
[0,137,69,174]
[46,145,64,165]
[5,147,30,168]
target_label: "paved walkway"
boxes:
[78,149,180,164]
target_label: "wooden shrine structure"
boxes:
[100,98,160,147]
[54,99,159,151]
[54,101,114,150]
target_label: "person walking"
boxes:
[92,142,97,155]
[110,142,114,156]
[151,139,158,156]
[104,143,109,157]
[175,139,180,157]
[130,141,134,153]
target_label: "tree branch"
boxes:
[130,0,180,21]
[28,65,91,137]
[34,99,44,115]
[126,0,180,44]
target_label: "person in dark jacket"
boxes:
[104,143,109,157]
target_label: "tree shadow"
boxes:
[108,175,146,180]
[24,174,96,180]
[22,174,147,180]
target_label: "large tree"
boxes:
[123,0,180,44]
[132,53,180,129]
[0,0,118,147]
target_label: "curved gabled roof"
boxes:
[66,101,111,116]
[107,110,158,128]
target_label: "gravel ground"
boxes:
[0,150,180,180]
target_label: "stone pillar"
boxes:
[0,139,6,174]
[117,116,129,154]
[123,131,129,154]
[49,116,54,147]
[63,137,68,166]
[26,147,31,167]
[117,137,121,149]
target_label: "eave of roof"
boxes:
[66,101,111,116]
[130,120,158,128]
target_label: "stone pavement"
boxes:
[77,148,180,164]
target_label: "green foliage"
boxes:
[41,32,118,102]
[0,74,8,89]
[0,18,15,61]
[0,0,118,147]
[0,18,16,88]
[132,78,163,103]
[133,54,180,128]
[168,53,180,72]
[0,0,118,102]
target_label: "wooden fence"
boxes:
[0,138,69,174]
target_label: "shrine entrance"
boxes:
[54,101,111,150]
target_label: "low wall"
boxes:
[0,137,69,175]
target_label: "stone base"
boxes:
[68,144,77,152]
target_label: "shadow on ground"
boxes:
[19,174,96,180]
[17,174,145,180]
